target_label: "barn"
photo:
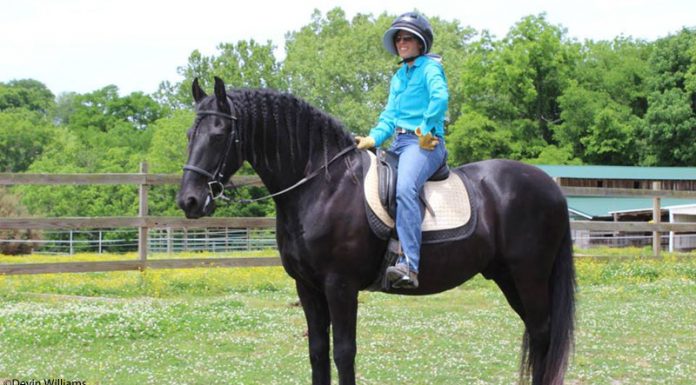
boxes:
[537,165,696,251]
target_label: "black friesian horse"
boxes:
[177,77,576,385]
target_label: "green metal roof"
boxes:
[566,196,696,219]
[537,165,696,180]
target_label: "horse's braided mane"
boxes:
[227,89,354,174]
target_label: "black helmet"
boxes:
[382,12,434,56]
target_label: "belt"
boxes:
[395,127,415,135]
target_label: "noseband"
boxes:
[182,105,239,201]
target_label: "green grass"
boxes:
[0,255,694,384]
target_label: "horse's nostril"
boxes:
[178,194,197,212]
[185,196,198,210]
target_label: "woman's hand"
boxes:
[415,128,439,150]
[355,136,376,150]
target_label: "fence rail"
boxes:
[0,217,276,230]
[561,186,696,198]
[2,164,695,275]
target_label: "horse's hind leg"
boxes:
[492,270,525,320]
[512,274,552,385]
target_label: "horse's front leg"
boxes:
[296,280,331,385]
[325,274,360,385]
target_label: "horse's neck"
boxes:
[238,90,351,194]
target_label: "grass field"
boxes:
[0,250,694,384]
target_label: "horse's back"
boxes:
[456,159,567,210]
[454,159,569,268]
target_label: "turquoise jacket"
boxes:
[369,55,449,147]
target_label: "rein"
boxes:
[182,101,357,205]
[229,144,356,204]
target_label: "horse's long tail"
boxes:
[543,225,576,384]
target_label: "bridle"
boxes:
[182,101,240,202]
[182,99,357,205]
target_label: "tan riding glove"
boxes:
[355,136,376,150]
[415,127,439,150]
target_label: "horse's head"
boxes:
[177,77,244,218]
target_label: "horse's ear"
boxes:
[213,76,230,113]
[192,78,207,103]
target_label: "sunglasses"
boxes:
[394,35,416,43]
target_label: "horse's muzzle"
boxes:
[177,189,216,219]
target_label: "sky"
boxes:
[2,0,695,96]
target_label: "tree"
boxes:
[640,29,696,166]
[0,109,56,172]
[451,14,579,161]
[146,110,194,216]
[446,111,511,165]
[16,85,159,217]
[523,145,582,165]
[155,40,283,110]
[281,9,394,133]
[580,107,638,165]
[551,37,650,164]
[17,126,145,217]
[67,85,164,131]
[0,79,55,115]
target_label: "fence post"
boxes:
[652,181,661,258]
[167,226,173,254]
[138,162,149,267]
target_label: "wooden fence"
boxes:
[1,163,696,275]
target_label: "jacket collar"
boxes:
[400,55,427,70]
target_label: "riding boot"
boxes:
[380,238,404,290]
[385,262,419,289]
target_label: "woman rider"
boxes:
[355,12,449,289]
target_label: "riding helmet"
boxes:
[382,12,434,56]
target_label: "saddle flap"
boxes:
[376,149,399,218]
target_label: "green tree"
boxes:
[451,14,579,161]
[16,86,160,217]
[0,79,55,115]
[281,9,393,132]
[640,29,696,166]
[553,37,650,164]
[68,85,164,131]
[446,111,511,165]
[155,39,283,110]
[146,110,194,216]
[18,127,146,217]
[580,107,638,165]
[523,145,582,165]
[0,109,57,172]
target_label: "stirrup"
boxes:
[380,238,403,290]
[387,264,419,289]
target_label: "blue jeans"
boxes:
[389,133,447,273]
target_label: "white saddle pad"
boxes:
[363,151,472,232]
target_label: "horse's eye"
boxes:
[210,131,226,140]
